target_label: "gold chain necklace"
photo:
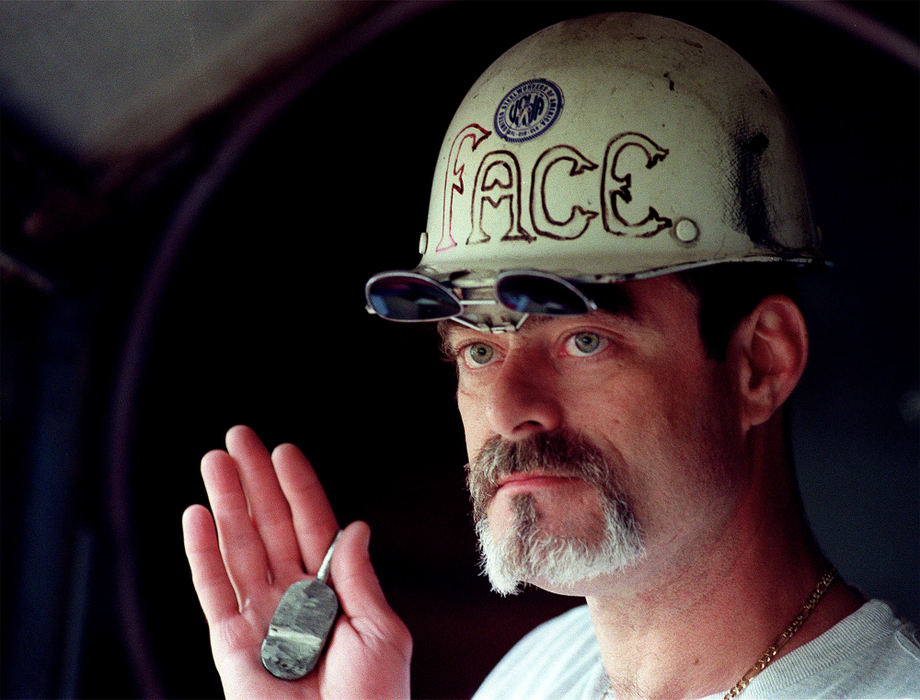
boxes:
[723,567,837,698]
[599,568,838,700]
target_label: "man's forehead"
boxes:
[439,279,662,344]
[576,280,637,318]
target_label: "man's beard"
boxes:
[467,430,645,596]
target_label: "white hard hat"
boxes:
[366,12,822,331]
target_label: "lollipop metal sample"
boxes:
[261,530,343,680]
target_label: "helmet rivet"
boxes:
[418,231,429,255]
[673,218,700,244]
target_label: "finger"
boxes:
[201,448,273,605]
[224,426,304,582]
[271,442,339,575]
[182,504,240,627]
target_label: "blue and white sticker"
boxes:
[494,78,563,143]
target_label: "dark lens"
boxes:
[367,276,461,321]
[496,274,591,315]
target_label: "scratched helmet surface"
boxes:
[367,12,822,330]
[419,12,820,278]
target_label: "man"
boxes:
[182,13,920,698]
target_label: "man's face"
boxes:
[444,275,746,596]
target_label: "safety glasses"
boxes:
[365,270,598,322]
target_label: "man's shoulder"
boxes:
[752,598,920,698]
[474,599,920,700]
[473,605,604,700]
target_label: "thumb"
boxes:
[330,521,394,622]
[325,521,412,698]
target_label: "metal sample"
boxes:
[261,530,342,680]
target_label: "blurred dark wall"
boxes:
[2,2,917,698]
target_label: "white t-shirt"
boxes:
[473,599,920,699]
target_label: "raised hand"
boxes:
[182,425,412,699]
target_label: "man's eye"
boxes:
[463,342,496,366]
[566,332,608,356]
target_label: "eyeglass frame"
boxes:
[364,269,599,331]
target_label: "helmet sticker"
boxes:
[494,79,563,143]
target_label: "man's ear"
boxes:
[728,295,809,432]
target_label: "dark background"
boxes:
[2,2,917,698]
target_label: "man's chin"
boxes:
[485,483,608,540]
[476,520,604,596]
[483,546,643,598]
[476,499,645,596]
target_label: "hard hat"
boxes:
[366,12,822,331]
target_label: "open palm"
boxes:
[183,426,411,699]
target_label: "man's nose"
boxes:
[485,350,563,439]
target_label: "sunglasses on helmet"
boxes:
[365,270,598,323]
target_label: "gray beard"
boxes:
[467,431,645,596]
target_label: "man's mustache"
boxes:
[465,430,617,520]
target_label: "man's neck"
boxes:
[585,534,863,699]
[582,431,864,699]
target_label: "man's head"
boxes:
[365,13,819,594]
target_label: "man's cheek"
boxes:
[460,398,479,466]
[466,470,494,522]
